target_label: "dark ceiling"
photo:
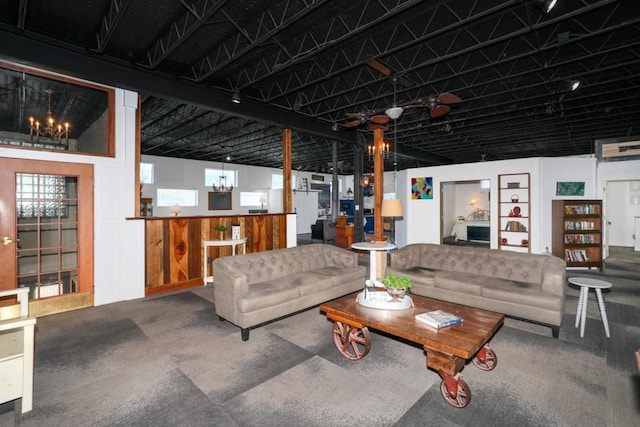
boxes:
[1,0,639,174]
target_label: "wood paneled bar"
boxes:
[141,213,289,296]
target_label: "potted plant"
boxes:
[214,224,228,240]
[381,272,412,302]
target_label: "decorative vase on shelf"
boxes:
[218,232,224,240]
[511,194,519,203]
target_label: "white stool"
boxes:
[568,277,612,338]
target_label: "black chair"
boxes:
[323,219,336,244]
[311,220,324,242]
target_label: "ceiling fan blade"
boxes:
[430,105,450,118]
[345,120,363,128]
[401,102,425,109]
[370,114,390,125]
[437,93,462,105]
[366,59,392,76]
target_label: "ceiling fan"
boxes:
[343,111,390,129]
[399,92,462,119]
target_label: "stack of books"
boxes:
[415,310,463,329]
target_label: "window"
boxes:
[240,192,265,207]
[140,163,154,184]
[205,168,236,187]
[271,174,283,189]
[16,174,71,219]
[157,189,198,207]
[0,60,114,157]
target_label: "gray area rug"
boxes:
[2,264,639,426]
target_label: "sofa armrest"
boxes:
[213,260,249,323]
[541,256,567,297]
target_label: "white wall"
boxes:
[395,157,599,254]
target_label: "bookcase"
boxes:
[498,173,530,253]
[552,199,603,271]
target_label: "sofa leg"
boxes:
[218,316,225,321]
[551,326,560,338]
[241,328,250,341]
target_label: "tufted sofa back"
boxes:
[392,244,554,285]
[216,244,356,285]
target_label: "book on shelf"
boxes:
[415,310,463,329]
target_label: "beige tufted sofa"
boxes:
[387,244,567,337]
[213,244,366,340]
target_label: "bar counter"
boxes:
[134,213,290,295]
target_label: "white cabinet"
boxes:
[0,288,36,413]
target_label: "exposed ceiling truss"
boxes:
[0,0,638,174]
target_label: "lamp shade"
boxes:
[385,106,404,120]
[381,198,403,217]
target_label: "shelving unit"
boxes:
[552,199,603,271]
[498,173,531,253]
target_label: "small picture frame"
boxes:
[556,182,585,196]
[208,192,232,210]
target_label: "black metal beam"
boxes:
[0,27,356,145]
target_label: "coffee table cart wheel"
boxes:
[332,321,371,361]
[472,345,497,371]
[440,373,471,408]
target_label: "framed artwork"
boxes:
[556,182,585,196]
[208,192,232,210]
[411,177,433,199]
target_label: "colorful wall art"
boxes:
[411,177,433,199]
[556,181,585,196]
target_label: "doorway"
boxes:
[441,179,491,247]
[604,180,640,261]
[0,158,94,316]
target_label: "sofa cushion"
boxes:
[434,271,485,295]
[314,266,366,287]
[482,283,563,311]
[238,272,333,312]
[238,281,301,313]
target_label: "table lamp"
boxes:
[381,198,403,243]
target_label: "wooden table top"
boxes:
[320,292,504,360]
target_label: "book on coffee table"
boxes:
[415,310,463,329]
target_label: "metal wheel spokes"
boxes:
[440,375,471,408]
[332,322,371,360]
[472,345,497,371]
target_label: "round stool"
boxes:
[568,277,612,338]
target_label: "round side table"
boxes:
[351,241,395,283]
[568,277,612,338]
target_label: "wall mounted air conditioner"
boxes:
[595,136,640,161]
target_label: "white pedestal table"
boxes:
[351,241,396,283]
[203,238,247,285]
[568,277,612,338]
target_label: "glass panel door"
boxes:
[0,157,93,315]
[16,174,79,299]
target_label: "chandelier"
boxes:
[212,155,234,193]
[367,140,390,160]
[29,89,70,143]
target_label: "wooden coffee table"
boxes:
[320,292,504,408]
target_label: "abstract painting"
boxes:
[411,177,433,199]
[556,181,585,196]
